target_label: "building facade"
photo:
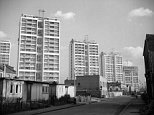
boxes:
[0,78,75,102]
[76,75,107,97]
[100,51,123,83]
[69,39,99,80]
[143,34,154,100]
[123,66,139,92]
[17,14,60,83]
[0,40,11,65]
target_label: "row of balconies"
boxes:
[45,21,59,25]
[20,49,36,52]
[0,46,10,48]
[44,55,59,58]
[45,38,59,42]
[21,31,37,35]
[21,36,36,40]
[0,51,10,53]
[44,50,59,53]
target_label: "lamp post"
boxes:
[74,68,76,97]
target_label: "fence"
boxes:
[0,97,50,115]
[0,95,76,115]
[76,95,91,104]
[76,90,101,98]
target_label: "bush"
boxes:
[50,94,76,106]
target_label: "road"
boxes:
[37,96,133,115]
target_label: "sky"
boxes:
[0,0,154,84]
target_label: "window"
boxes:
[38,30,43,36]
[10,84,13,93]
[42,86,49,94]
[16,85,18,93]
[42,86,45,93]
[38,22,43,28]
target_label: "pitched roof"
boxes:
[0,64,16,74]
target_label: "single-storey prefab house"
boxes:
[0,78,24,99]
[0,78,75,103]
[22,80,49,101]
[49,84,75,99]
[0,78,49,102]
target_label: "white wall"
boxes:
[67,86,75,97]
[100,76,108,97]
[31,83,49,101]
[56,85,66,98]
[56,85,75,98]
[2,79,23,98]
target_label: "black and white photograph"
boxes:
[0,0,154,115]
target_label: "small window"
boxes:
[10,84,13,93]
[42,86,45,93]
[78,83,80,86]
[46,87,48,93]
[42,86,49,94]
[16,85,18,93]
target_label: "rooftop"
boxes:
[21,14,59,22]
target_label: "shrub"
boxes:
[50,94,76,106]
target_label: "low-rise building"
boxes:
[0,78,75,102]
[22,80,49,101]
[0,78,24,99]
[107,82,123,97]
[0,64,16,78]
[0,78,49,102]
[65,75,108,97]
[50,84,75,98]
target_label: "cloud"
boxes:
[54,11,75,20]
[122,46,145,82]
[128,7,153,17]
[123,46,143,59]
[0,31,7,38]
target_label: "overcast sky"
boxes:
[0,0,154,83]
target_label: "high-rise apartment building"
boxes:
[100,51,123,83]
[17,14,60,83]
[0,40,11,65]
[69,39,99,80]
[123,66,139,91]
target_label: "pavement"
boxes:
[119,96,145,115]
[9,96,145,115]
[9,103,86,115]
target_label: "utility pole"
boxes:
[74,68,76,97]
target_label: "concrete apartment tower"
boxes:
[69,38,99,80]
[100,51,123,83]
[17,12,60,83]
[0,40,11,65]
[123,65,139,92]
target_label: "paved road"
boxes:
[38,96,133,115]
